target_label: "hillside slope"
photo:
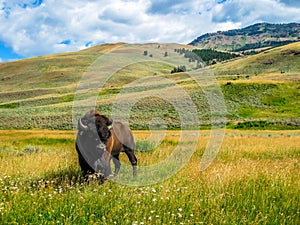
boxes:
[0,43,124,92]
[0,42,299,130]
[210,42,300,129]
[189,23,300,53]
[212,42,300,77]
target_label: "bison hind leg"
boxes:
[124,147,138,177]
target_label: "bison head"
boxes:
[78,109,113,142]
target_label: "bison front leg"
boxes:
[112,154,121,178]
[76,143,94,178]
[101,150,112,178]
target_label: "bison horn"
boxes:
[79,117,88,130]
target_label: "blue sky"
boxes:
[0,0,299,62]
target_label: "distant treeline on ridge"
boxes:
[174,48,239,67]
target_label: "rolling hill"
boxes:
[212,42,300,128]
[0,41,299,130]
[189,23,300,53]
[212,41,300,77]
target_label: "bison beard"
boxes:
[75,110,137,181]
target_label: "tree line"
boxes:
[174,48,239,66]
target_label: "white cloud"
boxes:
[211,0,300,25]
[0,0,299,59]
[280,0,300,7]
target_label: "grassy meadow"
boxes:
[0,42,299,224]
[0,129,299,224]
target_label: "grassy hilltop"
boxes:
[0,42,299,130]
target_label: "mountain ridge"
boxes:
[189,22,300,53]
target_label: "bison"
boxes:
[75,110,137,180]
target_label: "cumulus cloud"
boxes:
[211,0,300,25]
[147,0,200,15]
[0,0,299,59]
[279,0,300,7]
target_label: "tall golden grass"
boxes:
[1,129,298,179]
[0,129,299,224]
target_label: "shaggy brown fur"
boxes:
[76,110,137,179]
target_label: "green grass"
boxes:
[222,82,300,123]
[227,120,300,130]
[0,80,298,130]
[25,137,74,146]
[135,140,157,152]
[2,79,297,130]
[0,130,299,224]
[1,173,298,224]
[0,103,19,109]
